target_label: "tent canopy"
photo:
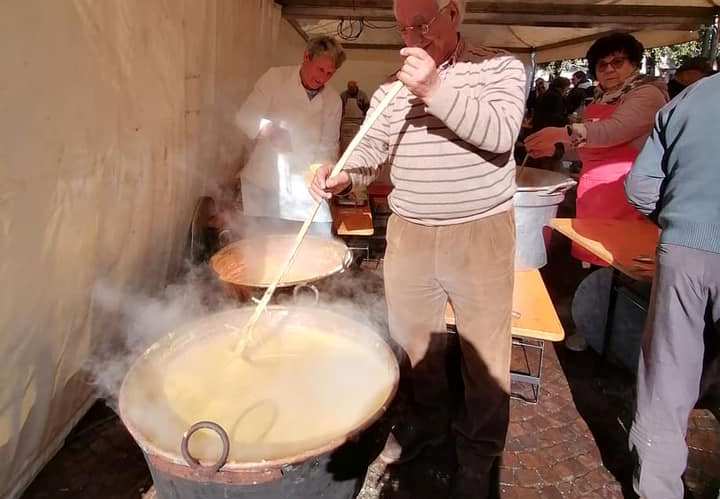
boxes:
[278,0,720,62]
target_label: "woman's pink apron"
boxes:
[573,102,645,265]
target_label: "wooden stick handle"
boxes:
[235,80,404,353]
[330,80,404,178]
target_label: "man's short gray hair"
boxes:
[306,36,347,69]
[394,0,466,24]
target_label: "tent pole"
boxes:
[702,15,719,69]
[711,15,719,71]
[527,50,537,99]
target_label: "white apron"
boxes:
[236,66,342,224]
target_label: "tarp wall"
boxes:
[0,1,305,497]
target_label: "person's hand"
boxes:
[208,206,230,229]
[397,47,440,102]
[258,121,292,152]
[257,120,277,140]
[524,127,569,158]
[208,195,237,229]
[310,164,351,202]
[525,142,557,159]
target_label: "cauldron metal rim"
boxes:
[118,305,399,472]
[209,235,353,289]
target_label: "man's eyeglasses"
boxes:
[596,56,629,73]
[397,4,449,36]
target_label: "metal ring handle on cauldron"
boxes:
[181,421,230,473]
[217,229,234,248]
[292,283,320,304]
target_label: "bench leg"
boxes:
[445,327,546,404]
[511,337,545,404]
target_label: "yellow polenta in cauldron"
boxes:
[119,307,398,465]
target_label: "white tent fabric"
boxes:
[293,0,718,62]
[302,23,700,61]
[0,0,717,497]
[0,1,305,497]
[537,29,699,63]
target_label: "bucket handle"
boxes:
[537,180,577,197]
[181,421,230,474]
[292,283,320,304]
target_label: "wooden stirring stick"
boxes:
[235,80,405,353]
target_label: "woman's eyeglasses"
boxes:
[397,4,449,36]
[596,57,629,73]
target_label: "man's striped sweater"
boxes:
[346,39,527,226]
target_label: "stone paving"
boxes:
[21,234,720,499]
[21,404,153,499]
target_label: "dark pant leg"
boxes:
[383,215,451,431]
[439,211,515,473]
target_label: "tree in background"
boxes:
[647,38,704,75]
[543,59,586,78]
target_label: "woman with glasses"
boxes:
[525,33,668,351]
[526,34,668,264]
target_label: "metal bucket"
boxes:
[514,167,576,270]
[119,306,399,499]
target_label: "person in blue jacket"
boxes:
[625,73,720,499]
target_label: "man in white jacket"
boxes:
[235,36,345,235]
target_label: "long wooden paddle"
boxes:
[235,80,405,353]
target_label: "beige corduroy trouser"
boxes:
[383,210,515,471]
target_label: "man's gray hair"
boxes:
[393,0,466,24]
[306,36,347,69]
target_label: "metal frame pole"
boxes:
[711,15,719,71]
[702,15,719,69]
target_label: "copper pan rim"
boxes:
[210,235,352,288]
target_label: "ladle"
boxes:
[235,80,405,353]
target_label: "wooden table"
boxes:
[331,201,374,236]
[445,269,564,403]
[550,218,659,281]
[445,269,564,342]
[550,218,659,362]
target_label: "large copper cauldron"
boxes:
[119,305,399,499]
[210,235,353,303]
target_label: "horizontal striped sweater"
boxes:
[346,41,527,225]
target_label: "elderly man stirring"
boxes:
[310,0,526,496]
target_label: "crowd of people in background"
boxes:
[518,32,719,499]
[518,46,717,170]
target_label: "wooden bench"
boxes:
[331,201,374,237]
[331,200,374,263]
[445,269,564,403]
[550,218,658,282]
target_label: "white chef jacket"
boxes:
[235,65,342,223]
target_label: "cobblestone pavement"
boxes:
[21,404,153,499]
[21,235,720,499]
